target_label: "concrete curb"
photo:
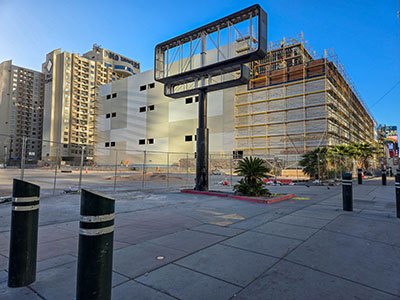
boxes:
[180,189,296,204]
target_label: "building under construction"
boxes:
[234,34,375,165]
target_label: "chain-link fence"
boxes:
[0,132,382,196]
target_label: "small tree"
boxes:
[299,147,328,179]
[233,156,270,196]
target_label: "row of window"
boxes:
[106,112,116,118]
[106,93,117,99]
[139,83,155,91]
[139,105,154,112]
[105,142,116,147]
[139,138,154,144]
[185,96,199,104]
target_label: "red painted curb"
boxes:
[180,189,295,204]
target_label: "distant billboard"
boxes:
[387,135,398,143]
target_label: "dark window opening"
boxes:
[106,95,111,100]
[110,142,115,147]
[111,112,116,117]
[148,83,155,89]
[147,138,154,144]
[140,85,146,91]
[105,142,110,147]
[185,135,192,142]
[139,106,146,112]
[185,97,193,104]
[148,105,154,111]
[139,139,145,145]
[106,113,110,118]
[195,96,199,102]
[112,93,117,98]
[233,151,244,159]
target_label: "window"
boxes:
[185,97,193,104]
[110,142,115,147]
[148,105,154,111]
[148,83,155,89]
[105,142,110,147]
[147,138,154,144]
[233,151,243,159]
[112,112,116,117]
[139,106,146,112]
[106,95,111,100]
[185,135,193,142]
[195,96,199,102]
[63,145,68,148]
[140,85,146,91]
[112,93,117,98]
[139,139,145,145]
[106,113,110,118]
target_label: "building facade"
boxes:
[42,45,140,163]
[95,36,375,169]
[0,60,44,164]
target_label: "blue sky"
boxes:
[0,0,399,129]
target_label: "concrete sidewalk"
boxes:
[0,178,399,299]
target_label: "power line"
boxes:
[369,79,400,108]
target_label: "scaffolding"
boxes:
[234,34,375,165]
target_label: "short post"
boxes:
[342,173,353,211]
[357,168,362,184]
[8,179,40,287]
[78,146,85,192]
[396,169,400,218]
[382,168,387,186]
[389,167,393,177]
[76,189,115,300]
[20,136,27,180]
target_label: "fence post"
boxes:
[113,149,118,192]
[8,179,40,287]
[186,152,189,185]
[53,143,59,195]
[78,146,85,192]
[342,173,353,211]
[167,152,169,188]
[142,150,146,189]
[76,189,115,300]
[396,169,400,218]
[20,136,27,180]
[230,156,233,186]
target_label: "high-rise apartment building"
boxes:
[0,60,44,164]
[42,45,140,163]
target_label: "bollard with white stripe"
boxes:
[396,169,400,218]
[8,179,40,287]
[76,189,115,300]
[342,173,353,211]
[382,169,387,185]
[357,168,362,184]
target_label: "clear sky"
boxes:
[0,0,399,129]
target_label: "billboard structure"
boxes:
[155,4,268,190]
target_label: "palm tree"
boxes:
[299,147,328,179]
[328,144,352,175]
[349,143,376,170]
[233,156,270,196]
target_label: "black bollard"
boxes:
[8,179,40,287]
[357,168,362,184]
[76,189,115,300]
[396,169,400,218]
[342,173,353,211]
[382,169,387,185]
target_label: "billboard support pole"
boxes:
[195,89,208,191]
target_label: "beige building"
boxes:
[0,60,44,164]
[42,45,140,163]
[95,36,375,170]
